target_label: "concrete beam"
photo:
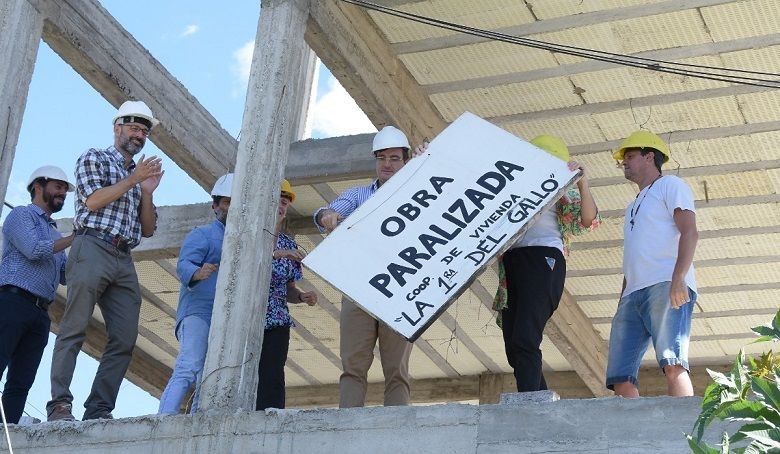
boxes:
[200,0,311,413]
[3,396,736,453]
[491,84,774,126]
[286,134,374,185]
[0,0,43,215]
[285,364,731,407]
[132,204,214,261]
[544,290,610,397]
[306,0,447,145]
[30,0,236,191]
[48,294,171,397]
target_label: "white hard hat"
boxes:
[112,100,159,128]
[211,173,233,197]
[372,126,410,152]
[26,165,75,192]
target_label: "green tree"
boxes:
[687,309,780,453]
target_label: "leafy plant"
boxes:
[686,309,780,453]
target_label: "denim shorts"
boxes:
[605,281,696,390]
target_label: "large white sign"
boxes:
[303,113,579,341]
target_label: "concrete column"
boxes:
[199,0,311,412]
[0,0,43,215]
[478,373,505,405]
[292,48,318,140]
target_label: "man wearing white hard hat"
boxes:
[0,166,75,424]
[158,174,231,415]
[314,126,414,408]
[47,100,164,421]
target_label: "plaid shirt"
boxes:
[73,146,155,247]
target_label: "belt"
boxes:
[77,227,132,253]
[0,285,51,310]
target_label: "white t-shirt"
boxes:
[622,175,697,297]
[509,208,564,254]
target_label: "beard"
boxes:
[42,190,65,213]
[118,130,145,156]
[215,208,228,224]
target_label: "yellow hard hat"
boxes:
[530,134,570,162]
[281,179,296,203]
[613,130,670,163]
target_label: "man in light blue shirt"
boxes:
[0,166,74,424]
[158,174,232,414]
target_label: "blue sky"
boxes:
[3,1,374,421]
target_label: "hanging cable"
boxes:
[341,0,780,89]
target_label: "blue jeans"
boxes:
[158,315,210,414]
[606,281,695,390]
[0,291,50,424]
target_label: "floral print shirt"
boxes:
[492,187,601,325]
[265,232,302,329]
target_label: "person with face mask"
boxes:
[0,166,74,424]
[47,100,164,421]
[158,174,232,415]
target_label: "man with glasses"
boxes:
[314,126,414,408]
[606,130,698,398]
[47,100,164,421]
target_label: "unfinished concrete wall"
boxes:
[4,397,732,453]
[0,0,43,215]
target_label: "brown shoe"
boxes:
[47,403,75,422]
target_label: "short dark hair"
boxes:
[212,195,225,205]
[640,149,664,173]
[374,148,410,161]
[27,177,47,201]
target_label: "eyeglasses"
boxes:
[123,124,150,137]
[375,156,403,163]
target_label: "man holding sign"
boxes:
[313,126,414,408]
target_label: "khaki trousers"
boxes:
[339,299,412,407]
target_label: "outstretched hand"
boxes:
[319,209,344,232]
[411,141,429,159]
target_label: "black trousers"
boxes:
[0,291,50,424]
[501,246,566,392]
[256,326,290,410]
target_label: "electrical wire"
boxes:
[341,0,780,89]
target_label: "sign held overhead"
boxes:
[304,112,580,341]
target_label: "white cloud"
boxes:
[227,49,373,137]
[309,75,375,138]
[232,40,255,85]
[180,24,199,38]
